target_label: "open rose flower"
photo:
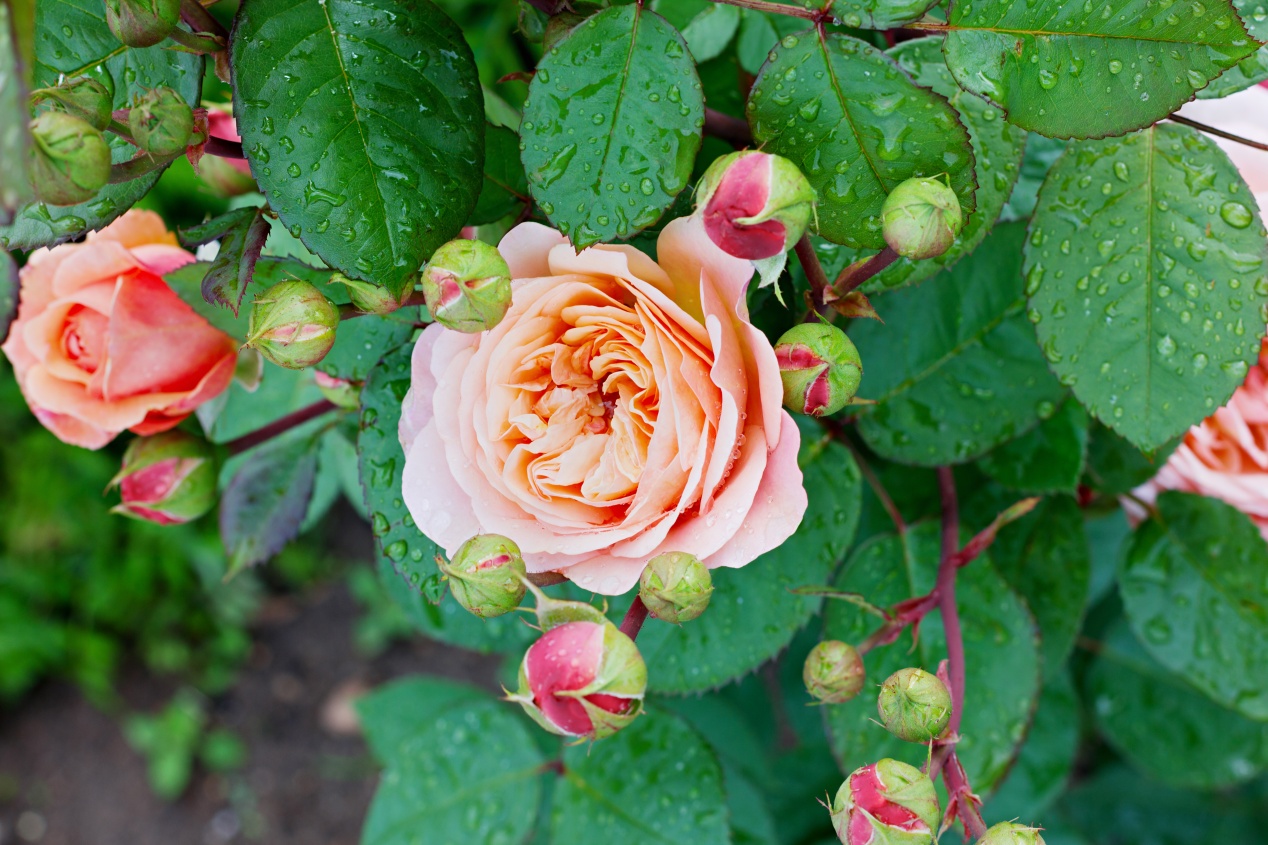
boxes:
[1,210,238,449]
[399,216,807,594]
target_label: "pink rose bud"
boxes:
[508,620,647,740]
[314,370,360,410]
[105,0,181,47]
[129,86,194,157]
[246,280,340,370]
[30,76,113,131]
[420,238,512,333]
[110,430,218,525]
[830,759,941,845]
[638,551,713,623]
[877,667,952,743]
[804,640,865,704]
[775,323,863,417]
[976,823,1046,845]
[332,272,401,316]
[881,176,963,260]
[28,111,112,206]
[696,150,814,260]
[436,533,528,618]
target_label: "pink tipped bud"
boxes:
[877,667,952,743]
[881,176,963,260]
[976,823,1046,845]
[775,323,863,417]
[437,533,527,618]
[830,759,941,845]
[105,0,180,47]
[421,238,512,333]
[314,371,361,410]
[510,620,646,740]
[110,431,218,525]
[697,150,814,260]
[247,280,340,369]
[638,552,712,623]
[804,640,865,704]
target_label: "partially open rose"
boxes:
[1,210,238,449]
[400,216,807,594]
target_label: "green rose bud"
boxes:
[877,667,952,743]
[697,150,815,260]
[437,533,528,618]
[109,431,218,525]
[638,552,713,624]
[332,272,402,316]
[803,640,865,704]
[105,0,181,47]
[774,323,863,417]
[129,86,194,157]
[976,823,1046,845]
[881,176,963,260]
[31,77,114,131]
[421,238,513,333]
[28,111,112,207]
[246,280,340,370]
[830,759,940,845]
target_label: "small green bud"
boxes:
[976,823,1046,845]
[129,86,194,157]
[881,176,963,260]
[105,0,181,47]
[28,111,112,206]
[246,280,340,369]
[31,77,114,131]
[421,238,513,333]
[638,552,712,623]
[331,272,402,315]
[877,667,952,743]
[803,640,865,704]
[774,323,862,417]
[437,533,528,618]
[697,150,815,260]
[109,431,218,525]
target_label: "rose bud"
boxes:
[881,176,963,260]
[129,86,194,157]
[246,280,340,369]
[638,551,713,623]
[435,533,528,618]
[976,823,1046,845]
[803,640,865,704]
[696,150,814,260]
[877,667,952,743]
[508,620,646,740]
[28,111,112,206]
[830,759,941,845]
[314,370,360,410]
[109,430,218,525]
[31,77,114,131]
[522,579,612,631]
[105,0,181,47]
[420,238,513,333]
[332,272,401,315]
[775,323,863,418]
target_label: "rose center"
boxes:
[61,305,110,374]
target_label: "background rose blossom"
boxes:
[1,210,239,449]
[399,216,807,594]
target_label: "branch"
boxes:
[706,0,821,19]
[832,247,899,296]
[224,399,339,455]
[1167,113,1268,153]
[703,107,753,148]
[619,596,650,640]
[204,135,245,159]
[795,235,832,316]
[180,0,228,39]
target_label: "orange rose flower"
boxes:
[1,210,238,449]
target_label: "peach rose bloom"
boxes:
[2,210,238,449]
[400,215,807,594]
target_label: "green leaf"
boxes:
[1083,420,1181,495]
[220,433,321,575]
[1199,43,1268,98]
[470,123,530,226]
[747,29,977,249]
[1088,617,1268,787]
[359,678,544,845]
[318,287,417,384]
[1000,133,1067,223]
[1024,122,1268,451]
[813,36,1026,292]
[851,223,1067,466]
[551,710,729,845]
[179,207,272,316]
[651,0,740,63]
[230,0,484,298]
[830,0,938,28]
[985,671,1079,821]
[0,3,32,225]
[978,399,1089,494]
[1235,0,1268,40]
[942,0,1262,139]
[1120,491,1268,720]
[0,0,203,251]
[823,522,1040,792]
[635,425,861,693]
[0,248,16,343]
[521,5,704,248]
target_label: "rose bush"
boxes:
[1,210,238,449]
[399,215,806,594]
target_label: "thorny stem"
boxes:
[703,107,753,149]
[1167,113,1268,153]
[706,0,822,19]
[619,596,650,640]
[224,399,339,456]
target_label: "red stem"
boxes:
[205,135,245,159]
[832,246,899,296]
[619,596,650,640]
[1167,113,1268,153]
[707,0,821,18]
[703,107,753,149]
[224,399,338,456]
[795,235,832,317]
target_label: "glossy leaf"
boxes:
[231,0,483,298]
[0,0,202,251]
[1083,420,1182,496]
[521,5,703,248]
[0,2,32,225]
[1025,123,1268,451]
[470,123,529,226]
[551,710,728,845]
[979,399,1089,494]
[220,433,320,575]
[942,0,1262,139]
[180,207,271,315]
[635,426,861,694]
[651,0,740,63]
[824,522,1041,792]
[830,0,938,29]
[318,287,417,384]
[0,248,16,343]
[815,36,1026,291]
[851,223,1067,466]
[985,671,1079,821]
[1121,491,1268,720]
[1235,0,1268,39]
[747,29,976,249]
[1199,43,1268,98]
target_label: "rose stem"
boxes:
[1167,114,1268,152]
[832,246,899,296]
[224,399,339,456]
[619,596,650,640]
[795,235,833,318]
[703,107,753,149]
[180,0,229,40]
[706,0,821,19]
[204,135,245,159]
[338,290,429,321]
